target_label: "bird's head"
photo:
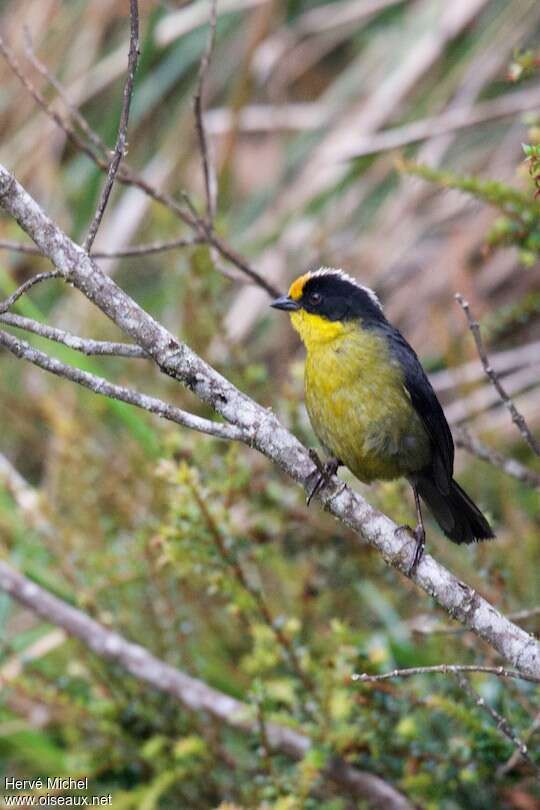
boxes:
[270,268,383,347]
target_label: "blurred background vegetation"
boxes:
[0,0,539,807]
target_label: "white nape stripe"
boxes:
[311,267,382,310]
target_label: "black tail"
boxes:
[415,476,494,545]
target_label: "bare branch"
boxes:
[0,312,147,358]
[83,0,140,251]
[0,270,61,314]
[0,328,243,442]
[498,710,540,778]
[96,235,203,258]
[352,664,540,686]
[22,26,110,159]
[194,0,218,223]
[0,29,197,233]
[454,427,540,490]
[408,606,540,636]
[454,673,540,778]
[455,294,540,456]
[0,34,101,169]
[0,559,414,810]
[506,607,540,623]
[0,31,279,296]
[0,235,204,259]
[1,163,539,680]
[207,230,280,296]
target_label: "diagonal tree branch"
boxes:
[0,327,243,442]
[0,162,539,680]
[0,312,147,358]
[0,559,413,810]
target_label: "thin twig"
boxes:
[455,294,540,456]
[352,664,540,685]
[0,559,413,809]
[94,235,204,258]
[0,239,42,256]
[83,0,140,251]
[0,329,244,442]
[194,0,218,223]
[454,427,540,489]
[454,673,540,778]
[0,312,147,358]
[0,236,204,259]
[0,33,102,168]
[498,710,540,777]
[0,31,279,295]
[208,231,279,296]
[0,271,61,314]
[408,606,540,636]
[506,607,540,623]
[22,26,109,158]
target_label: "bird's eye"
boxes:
[309,292,322,306]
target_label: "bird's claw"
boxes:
[395,524,426,576]
[306,453,341,506]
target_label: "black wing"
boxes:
[384,325,454,490]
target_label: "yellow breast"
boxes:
[295,314,430,482]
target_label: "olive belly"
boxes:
[305,349,431,483]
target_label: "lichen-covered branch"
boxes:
[0,162,539,681]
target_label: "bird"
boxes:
[270,267,494,573]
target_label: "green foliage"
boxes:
[402,159,540,266]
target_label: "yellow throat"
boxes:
[287,272,348,349]
[289,309,348,348]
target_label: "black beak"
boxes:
[270,295,300,311]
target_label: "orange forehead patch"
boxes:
[288,273,311,300]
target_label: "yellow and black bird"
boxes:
[271,268,494,572]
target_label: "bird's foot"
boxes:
[395,523,426,576]
[306,451,341,506]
